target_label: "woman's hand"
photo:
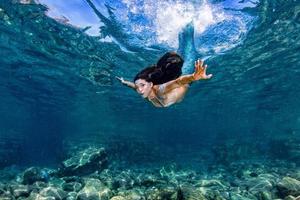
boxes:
[115,76,125,84]
[116,76,136,89]
[193,59,213,80]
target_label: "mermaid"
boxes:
[116,52,212,107]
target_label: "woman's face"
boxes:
[135,79,153,98]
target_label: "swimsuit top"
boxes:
[149,83,179,107]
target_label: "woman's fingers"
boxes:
[115,76,124,82]
[194,59,212,79]
[206,74,213,79]
[198,59,203,67]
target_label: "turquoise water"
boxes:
[0,0,299,199]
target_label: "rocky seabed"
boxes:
[0,147,299,200]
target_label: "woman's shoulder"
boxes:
[153,83,167,96]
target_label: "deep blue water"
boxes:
[0,0,299,170]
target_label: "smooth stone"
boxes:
[10,184,31,198]
[22,167,47,185]
[285,195,296,200]
[258,173,277,184]
[62,176,83,183]
[199,188,226,200]
[77,178,112,200]
[31,181,48,193]
[178,185,207,200]
[116,189,144,200]
[39,186,67,200]
[277,177,300,197]
[56,147,108,177]
[110,196,126,200]
[146,186,178,200]
[48,177,65,188]
[290,172,300,181]
[229,193,253,200]
[113,177,133,190]
[136,174,163,187]
[0,190,14,200]
[66,191,77,200]
[62,182,82,192]
[249,179,273,193]
[196,179,227,188]
[256,191,273,200]
[32,193,56,200]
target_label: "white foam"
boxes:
[122,0,226,48]
[99,36,113,43]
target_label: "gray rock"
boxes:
[196,179,227,189]
[256,191,273,200]
[290,171,300,181]
[66,191,77,200]
[9,184,31,198]
[110,196,126,200]
[0,190,14,200]
[136,174,164,187]
[28,192,56,200]
[62,181,82,192]
[248,178,273,193]
[116,189,145,200]
[229,193,254,200]
[48,178,65,189]
[31,181,48,193]
[22,167,48,185]
[199,188,226,200]
[277,177,300,197]
[177,185,207,200]
[56,147,108,177]
[77,178,112,200]
[145,185,178,200]
[38,186,67,200]
[285,195,296,200]
[62,176,83,183]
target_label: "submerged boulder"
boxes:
[77,178,112,200]
[39,186,67,200]
[110,196,126,200]
[9,184,31,198]
[277,177,300,198]
[56,147,108,177]
[177,184,207,200]
[22,167,49,185]
[145,186,178,200]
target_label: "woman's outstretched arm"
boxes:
[116,76,136,89]
[159,59,212,93]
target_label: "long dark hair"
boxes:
[134,52,184,85]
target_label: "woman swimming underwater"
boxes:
[116,52,212,107]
